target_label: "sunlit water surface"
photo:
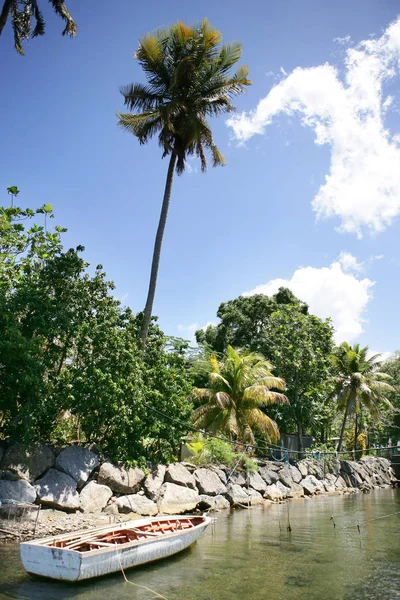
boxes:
[0,489,399,600]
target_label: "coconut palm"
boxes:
[191,346,288,446]
[0,1,76,55]
[331,343,395,451]
[118,20,251,350]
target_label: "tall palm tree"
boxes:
[192,346,288,446]
[118,20,251,350]
[331,343,395,452]
[0,1,76,55]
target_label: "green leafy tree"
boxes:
[118,19,251,350]
[196,291,334,454]
[192,345,287,446]
[0,198,193,465]
[0,1,76,55]
[331,343,395,451]
[379,352,400,443]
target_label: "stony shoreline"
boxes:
[0,443,397,545]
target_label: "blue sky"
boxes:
[1,0,400,354]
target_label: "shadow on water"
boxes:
[0,489,399,600]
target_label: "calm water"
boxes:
[0,489,399,600]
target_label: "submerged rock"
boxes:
[197,494,230,510]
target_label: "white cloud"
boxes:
[177,321,216,343]
[242,255,374,343]
[338,251,364,273]
[367,349,393,362]
[333,35,352,45]
[228,17,400,237]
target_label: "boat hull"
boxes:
[20,516,210,581]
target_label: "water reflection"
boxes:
[0,489,399,600]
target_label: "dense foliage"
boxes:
[192,345,287,445]
[331,343,395,451]
[196,290,335,452]
[0,202,192,466]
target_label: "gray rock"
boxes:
[246,488,265,506]
[247,471,267,494]
[265,461,284,471]
[116,494,158,516]
[225,483,249,506]
[289,464,303,484]
[197,495,230,510]
[231,472,247,487]
[0,444,55,482]
[98,462,145,494]
[258,466,280,485]
[157,482,200,514]
[278,467,293,488]
[194,468,227,496]
[79,481,112,513]
[165,463,196,489]
[287,482,304,498]
[55,446,99,487]
[144,465,166,501]
[301,475,324,496]
[180,462,197,473]
[211,467,228,485]
[34,468,80,510]
[276,481,291,498]
[323,475,337,493]
[0,479,36,504]
[296,460,309,477]
[264,483,284,501]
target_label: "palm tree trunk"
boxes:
[353,412,358,455]
[337,401,350,452]
[140,152,177,350]
[0,0,14,35]
[297,420,304,458]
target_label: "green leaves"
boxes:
[118,18,251,175]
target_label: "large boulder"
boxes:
[289,464,303,484]
[79,481,112,513]
[264,483,284,501]
[225,483,249,506]
[278,467,293,488]
[116,494,158,516]
[194,468,227,496]
[296,460,309,478]
[0,444,55,482]
[98,462,145,494]
[231,472,248,487]
[34,469,80,510]
[0,479,36,504]
[301,475,324,496]
[212,467,228,485]
[259,466,280,485]
[157,482,200,514]
[276,481,291,498]
[197,495,230,510]
[248,472,267,494]
[55,446,99,487]
[144,465,166,501]
[165,464,196,490]
[246,488,265,506]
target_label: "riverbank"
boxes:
[0,443,397,544]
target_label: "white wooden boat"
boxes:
[20,514,211,581]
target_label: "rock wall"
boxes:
[0,443,397,517]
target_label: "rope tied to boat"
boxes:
[115,546,169,600]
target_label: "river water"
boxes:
[0,489,399,600]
